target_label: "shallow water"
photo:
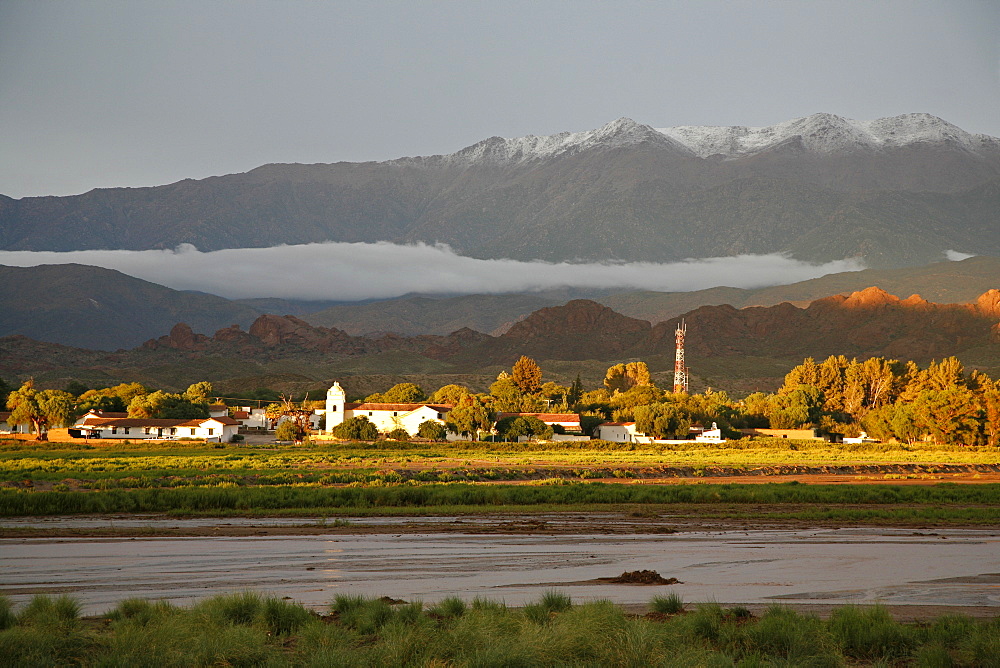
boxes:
[2,521,998,615]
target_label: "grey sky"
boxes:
[2,0,999,199]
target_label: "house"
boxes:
[230,406,269,430]
[324,382,453,437]
[596,422,642,443]
[208,404,229,418]
[72,413,240,442]
[0,412,28,434]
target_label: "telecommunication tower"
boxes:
[673,320,689,394]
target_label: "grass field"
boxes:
[2,438,998,525]
[1,591,998,666]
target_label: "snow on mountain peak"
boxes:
[656,113,995,158]
[441,117,693,166]
[412,113,997,168]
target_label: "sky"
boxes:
[2,0,999,199]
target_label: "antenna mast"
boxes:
[673,320,689,394]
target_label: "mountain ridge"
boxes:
[2,113,998,267]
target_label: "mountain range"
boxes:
[3,113,999,267]
[3,285,999,397]
[3,255,999,350]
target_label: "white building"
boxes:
[72,411,240,442]
[324,382,452,436]
[0,411,28,434]
[596,422,642,443]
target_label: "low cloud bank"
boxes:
[0,242,867,301]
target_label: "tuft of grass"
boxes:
[829,604,915,663]
[17,594,81,627]
[430,596,467,619]
[194,591,262,626]
[0,595,15,631]
[539,590,572,614]
[107,598,177,626]
[650,592,685,615]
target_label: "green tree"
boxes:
[889,403,922,445]
[128,391,209,419]
[913,388,982,445]
[386,427,410,441]
[981,389,1000,447]
[428,384,470,405]
[275,420,306,443]
[446,395,493,439]
[498,416,553,442]
[511,356,543,394]
[604,361,652,394]
[634,403,692,440]
[75,393,127,416]
[184,381,214,404]
[6,380,75,438]
[332,416,378,441]
[567,374,583,408]
[490,373,524,412]
[368,383,427,403]
[417,420,448,441]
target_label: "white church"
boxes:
[323,382,454,436]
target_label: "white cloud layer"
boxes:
[0,242,867,301]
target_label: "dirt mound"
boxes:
[604,570,681,585]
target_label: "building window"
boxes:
[112,427,118,434]
[124,427,130,435]
[190,428,196,436]
[208,428,214,436]
[437,413,443,419]
[170,428,176,435]
[369,412,373,416]
[144,428,151,435]
[331,406,337,411]
[393,412,397,416]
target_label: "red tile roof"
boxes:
[78,416,238,428]
[598,422,635,427]
[232,411,250,419]
[497,413,581,424]
[345,403,453,413]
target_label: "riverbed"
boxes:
[2,518,998,616]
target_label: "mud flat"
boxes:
[2,522,998,617]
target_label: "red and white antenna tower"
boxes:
[673,320,688,393]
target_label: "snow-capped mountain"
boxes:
[2,113,999,269]
[657,113,999,158]
[426,113,998,167]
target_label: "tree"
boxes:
[981,389,1000,447]
[567,374,583,408]
[511,356,542,394]
[386,427,410,441]
[417,420,448,441]
[332,416,378,441]
[184,381,213,404]
[275,420,306,443]
[489,373,524,412]
[127,391,209,419]
[446,395,493,439]
[498,416,552,442]
[367,383,427,403]
[634,403,691,440]
[429,384,470,405]
[604,362,651,394]
[912,388,981,445]
[6,380,75,439]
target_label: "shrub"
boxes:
[332,416,378,441]
[650,592,685,614]
[539,590,572,613]
[107,598,178,626]
[417,421,448,441]
[386,428,410,442]
[275,421,306,442]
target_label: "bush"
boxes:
[275,421,306,442]
[417,421,448,441]
[430,596,467,619]
[386,428,410,442]
[829,604,914,662]
[332,416,378,441]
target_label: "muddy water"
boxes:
[2,524,998,615]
